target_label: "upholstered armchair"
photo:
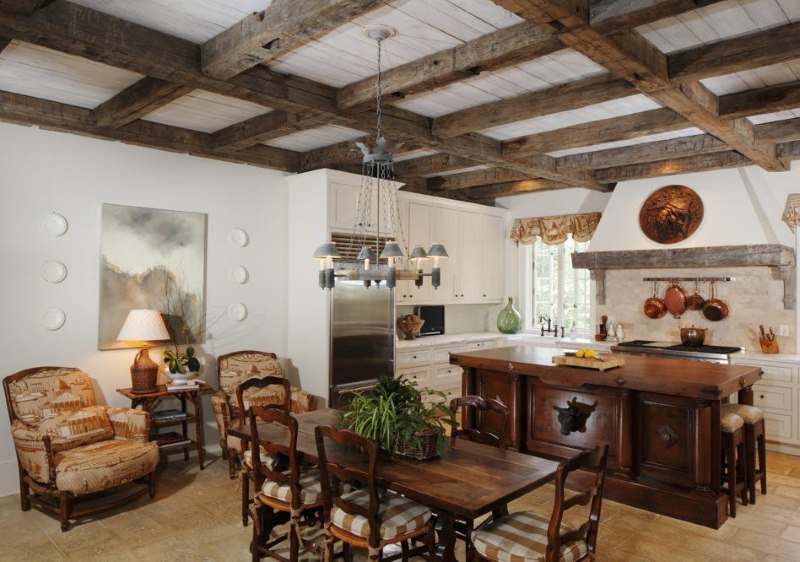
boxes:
[212,351,313,478]
[3,367,160,531]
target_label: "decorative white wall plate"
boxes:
[41,260,68,284]
[229,228,249,247]
[42,212,68,237]
[230,265,249,284]
[228,302,247,322]
[42,307,66,330]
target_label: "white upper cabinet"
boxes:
[482,215,506,301]
[397,202,435,304]
[329,182,396,235]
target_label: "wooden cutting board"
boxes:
[552,355,626,371]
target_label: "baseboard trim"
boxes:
[0,458,19,497]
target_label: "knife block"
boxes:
[759,338,779,354]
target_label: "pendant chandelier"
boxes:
[313,25,448,290]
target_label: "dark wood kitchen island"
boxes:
[451,345,762,528]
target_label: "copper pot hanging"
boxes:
[643,281,667,319]
[664,280,688,319]
[702,281,729,322]
[686,281,705,311]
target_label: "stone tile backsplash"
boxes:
[597,266,795,353]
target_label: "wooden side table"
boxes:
[117,383,212,469]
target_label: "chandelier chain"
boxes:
[375,37,383,144]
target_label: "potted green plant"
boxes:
[339,375,457,459]
[163,346,201,381]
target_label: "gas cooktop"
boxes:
[611,340,744,362]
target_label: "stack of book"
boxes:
[166,380,200,391]
[151,409,188,423]
[154,431,191,447]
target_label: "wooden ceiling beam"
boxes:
[556,133,728,171]
[779,140,800,160]
[337,22,561,111]
[212,110,333,152]
[718,81,800,121]
[0,0,55,16]
[595,150,752,183]
[756,118,800,143]
[393,153,480,178]
[91,78,193,129]
[458,178,571,200]
[432,168,533,191]
[590,0,727,32]
[432,73,634,138]
[201,0,382,80]
[494,0,786,172]
[0,90,300,171]
[299,140,365,171]
[668,21,800,83]
[503,107,690,157]
[0,2,600,189]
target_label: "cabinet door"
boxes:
[398,203,435,304]
[435,207,460,303]
[458,211,484,302]
[481,215,505,302]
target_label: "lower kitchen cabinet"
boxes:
[395,336,501,405]
[731,355,800,454]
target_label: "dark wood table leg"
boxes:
[434,511,457,562]
[738,385,754,406]
[189,391,206,469]
[179,395,190,461]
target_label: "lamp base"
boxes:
[130,348,159,394]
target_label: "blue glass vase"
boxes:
[497,297,522,334]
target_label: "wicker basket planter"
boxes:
[396,429,439,460]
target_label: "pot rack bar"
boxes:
[642,277,735,282]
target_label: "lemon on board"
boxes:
[575,349,585,358]
[585,349,596,359]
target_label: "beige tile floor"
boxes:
[2,451,800,561]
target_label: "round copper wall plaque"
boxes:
[639,185,704,244]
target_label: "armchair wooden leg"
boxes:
[148,472,156,498]
[18,467,30,511]
[242,472,251,526]
[229,449,238,480]
[59,491,70,532]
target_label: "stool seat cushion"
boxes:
[472,510,588,562]
[331,488,431,541]
[721,403,763,424]
[721,412,744,432]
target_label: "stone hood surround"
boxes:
[572,244,796,309]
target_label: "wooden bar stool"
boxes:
[720,410,748,517]
[722,403,767,504]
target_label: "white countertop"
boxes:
[396,332,613,351]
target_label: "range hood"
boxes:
[572,244,796,309]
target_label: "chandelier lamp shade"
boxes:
[311,25,447,291]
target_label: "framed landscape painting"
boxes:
[98,203,207,350]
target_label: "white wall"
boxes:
[0,122,291,496]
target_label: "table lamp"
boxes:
[117,309,170,394]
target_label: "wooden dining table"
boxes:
[228,408,561,561]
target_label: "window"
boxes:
[525,236,591,336]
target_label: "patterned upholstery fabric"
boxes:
[54,439,160,495]
[260,466,323,506]
[217,353,312,414]
[721,403,764,424]
[7,367,159,490]
[721,411,744,432]
[472,511,589,562]
[331,488,431,540]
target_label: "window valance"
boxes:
[510,212,601,245]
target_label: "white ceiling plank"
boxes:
[748,108,800,123]
[142,90,270,133]
[777,0,800,19]
[264,125,367,151]
[0,41,142,109]
[445,0,523,28]
[392,0,498,41]
[393,148,440,162]
[69,0,271,44]
[741,0,790,29]
[423,164,489,177]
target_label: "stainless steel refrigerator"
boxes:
[329,280,395,408]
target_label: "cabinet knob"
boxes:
[760,395,764,399]
[412,355,417,359]
[483,294,486,297]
